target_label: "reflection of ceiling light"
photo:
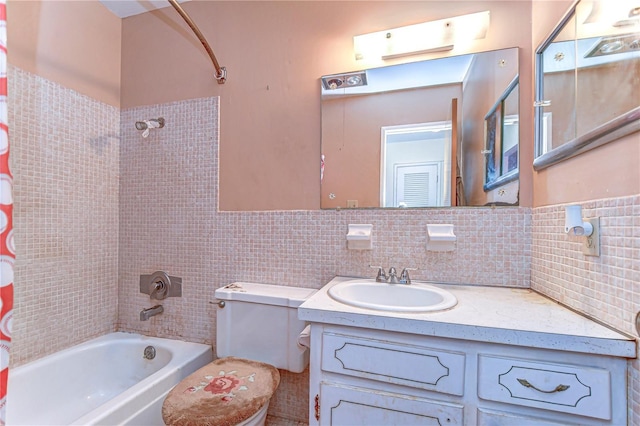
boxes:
[353,11,490,61]
[346,75,362,86]
[321,71,368,91]
[326,79,342,90]
[554,52,565,61]
[584,32,640,57]
[600,40,624,54]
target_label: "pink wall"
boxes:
[7,0,122,107]
[321,85,462,208]
[120,1,534,210]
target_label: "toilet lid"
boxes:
[162,356,280,426]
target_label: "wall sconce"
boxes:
[564,205,600,256]
[353,11,490,61]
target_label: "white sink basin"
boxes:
[328,279,457,313]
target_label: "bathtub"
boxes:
[6,332,213,425]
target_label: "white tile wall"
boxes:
[9,66,120,366]
[531,196,640,425]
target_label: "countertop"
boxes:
[298,276,637,358]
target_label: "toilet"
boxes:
[162,282,316,426]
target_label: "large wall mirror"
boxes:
[533,0,640,169]
[320,48,519,209]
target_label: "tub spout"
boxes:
[140,305,164,321]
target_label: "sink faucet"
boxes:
[140,304,164,321]
[387,267,399,284]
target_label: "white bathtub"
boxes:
[6,332,213,425]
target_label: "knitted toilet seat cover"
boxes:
[162,356,280,426]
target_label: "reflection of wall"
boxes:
[384,137,448,207]
[321,85,461,208]
[544,61,640,150]
[461,49,518,205]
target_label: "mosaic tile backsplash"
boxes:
[9,66,120,366]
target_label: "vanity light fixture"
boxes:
[564,205,600,256]
[353,11,490,61]
[321,71,368,91]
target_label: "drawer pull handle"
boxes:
[517,378,570,393]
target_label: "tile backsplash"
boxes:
[531,196,640,425]
[9,66,120,366]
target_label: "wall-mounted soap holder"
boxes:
[426,224,456,252]
[346,224,373,250]
[140,271,182,300]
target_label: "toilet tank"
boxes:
[215,282,317,373]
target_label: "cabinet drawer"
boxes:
[477,355,611,420]
[477,408,578,425]
[322,332,465,395]
[320,382,464,425]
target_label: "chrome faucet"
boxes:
[370,265,388,282]
[387,267,399,284]
[140,304,164,321]
[370,265,416,284]
[399,268,417,284]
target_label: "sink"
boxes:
[328,279,457,313]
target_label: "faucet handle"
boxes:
[369,265,388,282]
[399,268,417,284]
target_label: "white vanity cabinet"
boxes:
[307,324,628,426]
[299,278,636,426]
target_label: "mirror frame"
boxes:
[533,0,640,170]
[484,75,519,192]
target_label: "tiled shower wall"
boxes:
[8,67,120,366]
[531,196,640,424]
[118,97,531,421]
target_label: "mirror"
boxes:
[484,76,519,191]
[534,0,640,169]
[320,48,520,209]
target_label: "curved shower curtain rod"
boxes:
[167,0,227,84]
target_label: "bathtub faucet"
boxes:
[140,305,164,321]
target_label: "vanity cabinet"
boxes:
[307,324,628,426]
[299,278,635,426]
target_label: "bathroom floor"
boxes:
[266,415,307,426]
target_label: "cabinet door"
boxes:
[477,408,580,425]
[322,332,465,395]
[319,382,463,425]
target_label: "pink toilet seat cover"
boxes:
[162,356,280,426]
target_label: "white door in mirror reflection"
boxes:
[381,122,452,208]
[394,163,441,208]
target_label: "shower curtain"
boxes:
[0,0,12,424]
